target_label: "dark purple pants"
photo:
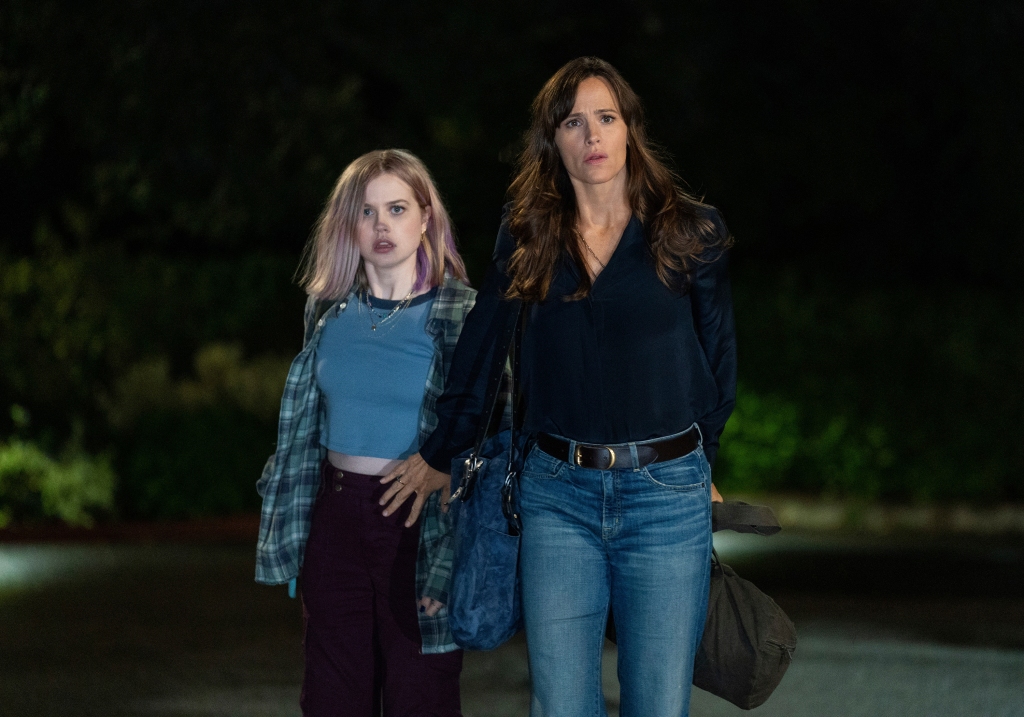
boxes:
[300,461,463,717]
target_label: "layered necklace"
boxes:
[364,289,414,332]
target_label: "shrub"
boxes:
[101,342,290,518]
[724,269,1022,503]
[715,385,801,492]
[0,438,115,527]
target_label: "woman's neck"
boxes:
[570,171,631,231]
[363,263,419,300]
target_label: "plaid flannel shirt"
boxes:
[255,276,477,654]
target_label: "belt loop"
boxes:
[567,438,578,469]
[693,422,704,446]
[628,442,640,471]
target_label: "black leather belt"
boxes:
[535,426,700,470]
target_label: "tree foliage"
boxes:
[1,0,1021,518]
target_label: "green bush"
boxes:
[102,342,289,519]
[0,244,297,521]
[715,385,801,492]
[102,343,290,428]
[716,386,895,499]
[115,408,273,519]
[0,438,115,527]
[722,269,1022,503]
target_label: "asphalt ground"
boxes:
[1,530,1022,717]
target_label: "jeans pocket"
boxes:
[520,447,564,480]
[642,450,708,492]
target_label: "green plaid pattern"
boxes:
[255,276,476,654]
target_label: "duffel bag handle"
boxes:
[712,500,781,536]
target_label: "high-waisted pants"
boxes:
[300,461,463,717]
[519,434,713,717]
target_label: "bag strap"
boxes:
[500,307,525,535]
[450,299,523,503]
[712,500,782,536]
[473,298,523,455]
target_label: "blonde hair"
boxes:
[298,149,468,300]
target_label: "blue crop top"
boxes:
[315,288,437,459]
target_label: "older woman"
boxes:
[385,58,736,717]
[255,149,474,717]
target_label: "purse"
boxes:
[606,500,797,710]
[446,301,524,650]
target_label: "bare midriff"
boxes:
[327,450,402,477]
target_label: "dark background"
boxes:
[1,0,1021,523]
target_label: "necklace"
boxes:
[581,238,607,271]
[364,289,414,332]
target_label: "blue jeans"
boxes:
[519,430,713,717]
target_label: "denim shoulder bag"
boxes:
[447,300,524,650]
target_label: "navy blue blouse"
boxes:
[420,205,737,470]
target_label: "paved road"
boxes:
[1,531,1022,716]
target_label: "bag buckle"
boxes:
[454,455,484,502]
[501,469,522,537]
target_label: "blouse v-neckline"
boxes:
[579,214,639,287]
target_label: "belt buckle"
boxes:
[575,444,616,469]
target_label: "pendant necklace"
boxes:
[364,289,414,332]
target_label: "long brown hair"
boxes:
[506,57,730,301]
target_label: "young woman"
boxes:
[255,149,474,717]
[384,58,736,717]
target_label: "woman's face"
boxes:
[356,173,430,279]
[553,76,628,188]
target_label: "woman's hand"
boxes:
[711,483,724,503]
[380,452,451,527]
[417,596,445,617]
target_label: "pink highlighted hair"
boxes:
[298,149,468,300]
